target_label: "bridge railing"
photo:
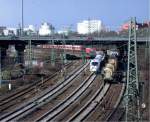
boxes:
[0,35,148,42]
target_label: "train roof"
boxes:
[96,53,105,58]
[91,57,103,63]
[107,50,119,57]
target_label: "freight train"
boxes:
[102,50,119,83]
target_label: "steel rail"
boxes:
[0,62,89,122]
[106,83,125,121]
[36,73,96,122]
[0,62,74,115]
[0,62,72,106]
[68,83,110,122]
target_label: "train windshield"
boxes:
[92,62,98,66]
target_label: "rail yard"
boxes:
[0,36,149,122]
[0,1,149,120]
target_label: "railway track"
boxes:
[52,74,103,122]
[1,60,125,122]
[18,66,92,121]
[36,73,96,122]
[0,61,89,122]
[0,62,74,115]
[18,72,124,122]
[106,83,125,121]
[60,83,125,122]
[67,83,110,122]
[83,83,125,122]
[0,62,71,103]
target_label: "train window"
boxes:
[92,62,98,66]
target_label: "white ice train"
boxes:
[90,53,105,73]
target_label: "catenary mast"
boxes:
[125,17,140,121]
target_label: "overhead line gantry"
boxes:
[125,17,140,121]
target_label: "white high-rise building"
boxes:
[77,20,105,34]
[39,22,52,36]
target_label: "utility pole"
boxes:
[81,49,86,64]
[88,18,91,35]
[97,23,100,38]
[51,40,55,66]
[63,32,67,64]
[61,32,67,79]
[125,17,140,121]
[28,40,32,69]
[0,47,1,88]
[21,0,24,36]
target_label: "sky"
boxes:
[0,0,149,30]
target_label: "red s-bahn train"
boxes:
[37,44,96,57]
[38,44,84,51]
[38,44,96,53]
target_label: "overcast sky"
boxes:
[0,0,149,30]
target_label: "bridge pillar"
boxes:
[15,44,25,64]
[0,45,8,68]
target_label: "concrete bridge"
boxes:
[0,35,148,66]
[0,35,148,44]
